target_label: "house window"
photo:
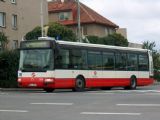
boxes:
[11,0,16,4]
[12,14,17,29]
[0,12,6,27]
[12,40,18,49]
[59,12,70,21]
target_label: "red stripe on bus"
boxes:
[137,78,154,86]
[85,78,130,87]
[18,77,154,88]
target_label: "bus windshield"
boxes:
[19,49,54,72]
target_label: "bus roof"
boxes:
[56,40,148,53]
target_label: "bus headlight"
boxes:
[44,78,54,84]
[18,78,21,82]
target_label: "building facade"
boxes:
[48,0,118,38]
[0,0,48,50]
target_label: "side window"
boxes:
[103,52,115,70]
[115,53,127,70]
[88,51,102,70]
[81,50,88,69]
[138,54,149,71]
[70,49,87,69]
[55,49,70,69]
[127,53,138,71]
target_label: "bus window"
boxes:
[127,53,138,71]
[138,54,149,71]
[70,49,87,69]
[81,50,88,69]
[115,53,127,71]
[103,52,115,70]
[88,51,102,70]
[55,49,70,69]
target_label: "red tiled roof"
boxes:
[48,0,119,28]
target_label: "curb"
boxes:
[0,88,42,91]
[153,81,160,85]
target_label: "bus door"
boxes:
[87,51,103,87]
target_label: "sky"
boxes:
[80,0,160,50]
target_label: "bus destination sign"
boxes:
[21,41,51,48]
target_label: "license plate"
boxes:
[28,84,37,87]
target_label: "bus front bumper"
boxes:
[18,77,55,88]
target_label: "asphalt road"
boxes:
[0,85,160,120]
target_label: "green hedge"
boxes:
[154,70,160,82]
[0,50,19,88]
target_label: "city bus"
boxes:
[18,37,154,92]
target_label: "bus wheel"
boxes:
[125,77,137,90]
[43,88,55,93]
[73,77,85,92]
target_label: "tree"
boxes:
[143,41,156,53]
[102,33,128,47]
[25,23,77,41]
[0,32,8,50]
[47,22,76,41]
[25,26,41,40]
[143,41,160,81]
[86,36,100,44]
[142,41,160,69]
[0,50,19,88]
[87,33,128,47]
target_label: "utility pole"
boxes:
[41,0,44,37]
[76,0,82,42]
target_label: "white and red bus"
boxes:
[18,37,154,92]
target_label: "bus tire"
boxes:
[44,88,55,93]
[73,77,85,92]
[125,76,137,90]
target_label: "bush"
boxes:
[87,36,100,44]
[87,34,128,47]
[0,50,19,88]
[101,33,128,47]
[154,70,160,82]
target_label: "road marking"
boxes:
[84,93,114,95]
[87,90,160,94]
[81,112,141,116]
[145,93,160,95]
[117,104,160,107]
[0,110,28,113]
[0,92,8,95]
[30,103,73,105]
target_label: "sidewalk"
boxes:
[154,81,160,85]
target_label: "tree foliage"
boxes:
[47,22,76,41]
[143,41,156,53]
[0,50,19,88]
[87,33,128,47]
[25,23,77,41]
[86,36,100,44]
[143,41,160,81]
[0,32,8,50]
[142,41,160,69]
[25,26,41,40]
